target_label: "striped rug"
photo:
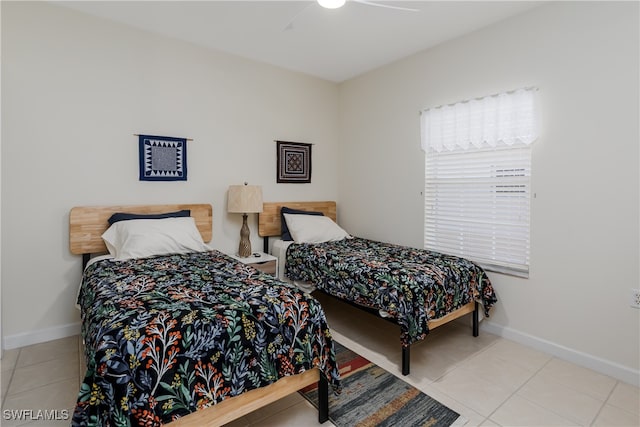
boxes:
[301,342,465,427]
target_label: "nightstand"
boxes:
[230,252,278,277]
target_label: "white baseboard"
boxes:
[2,322,81,350]
[482,320,640,387]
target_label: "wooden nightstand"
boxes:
[230,252,278,277]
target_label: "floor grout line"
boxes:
[483,355,553,424]
[1,349,21,409]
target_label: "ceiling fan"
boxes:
[318,0,419,12]
[284,0,420,31]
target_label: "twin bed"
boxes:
[69,201,496,426]
[259,201,497,376]
[69,204,339,426]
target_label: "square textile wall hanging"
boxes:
[139,135,187,181]
[277,140,312,183]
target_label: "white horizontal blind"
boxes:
[424,146,531,276]
[421,88,537,277]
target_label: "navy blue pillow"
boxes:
[107,209,191,225]
[281,207,324,241]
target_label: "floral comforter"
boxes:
[72,250,341,426]
[286,237,497,347]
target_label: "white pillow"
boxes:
[283,213,350,244]
[102,217,210,260]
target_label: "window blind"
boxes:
[424,146,531,277]
[421,87,537,277]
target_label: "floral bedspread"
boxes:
[286,237,497,347]
[72,250,341,426]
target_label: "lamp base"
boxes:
[238,213,252,258]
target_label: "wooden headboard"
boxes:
[258,201,337,237]
[69,204,213,255]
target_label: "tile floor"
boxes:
[1,293,638,426]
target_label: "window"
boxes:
[420,88,538,277]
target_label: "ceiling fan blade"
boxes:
[353,0,420,12]
[282,2,315,31]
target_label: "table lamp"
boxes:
[227,183,263,257]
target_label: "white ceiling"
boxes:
[57,1,543,82]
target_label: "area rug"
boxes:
[301,342,466,427]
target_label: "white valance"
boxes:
[421,87,538,153]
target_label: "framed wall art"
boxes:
[276,140,312,183]
[138,134,188,181]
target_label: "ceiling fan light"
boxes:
[317,0,346,9]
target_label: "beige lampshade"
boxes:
[227,184,263,213]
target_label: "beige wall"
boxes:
[2,1,638,385]
[1,2,339,346]
[338,1,639,383]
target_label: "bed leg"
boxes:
[472,301,479,337]
[402,346,410,376]
[318,373,329,423]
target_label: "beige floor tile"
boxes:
[420,324,500,364]
[324,314,399,354]
[1,372,13,406]
[254,400,334,427]
[0,352,17,396]
[1,349,21,372]
[478,337,552,373]
[8,354,79,395]
[13,416,71,427]
[17,336,78,368]
[243,391,306,423]
[2,377,77,427]
[592,403,640,427]
[448,404,485,427]
[221,414,252,427]
[517,374,603,425]
[607,381,640,415]
[459,349,536,392]
[407,345,459,382]
[536,357,617,401]
[1,350,21,404]
[491,394,580,426]
[431,365,513,417]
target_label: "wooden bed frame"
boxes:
[258,201,478,376]
[69,204,328,426]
